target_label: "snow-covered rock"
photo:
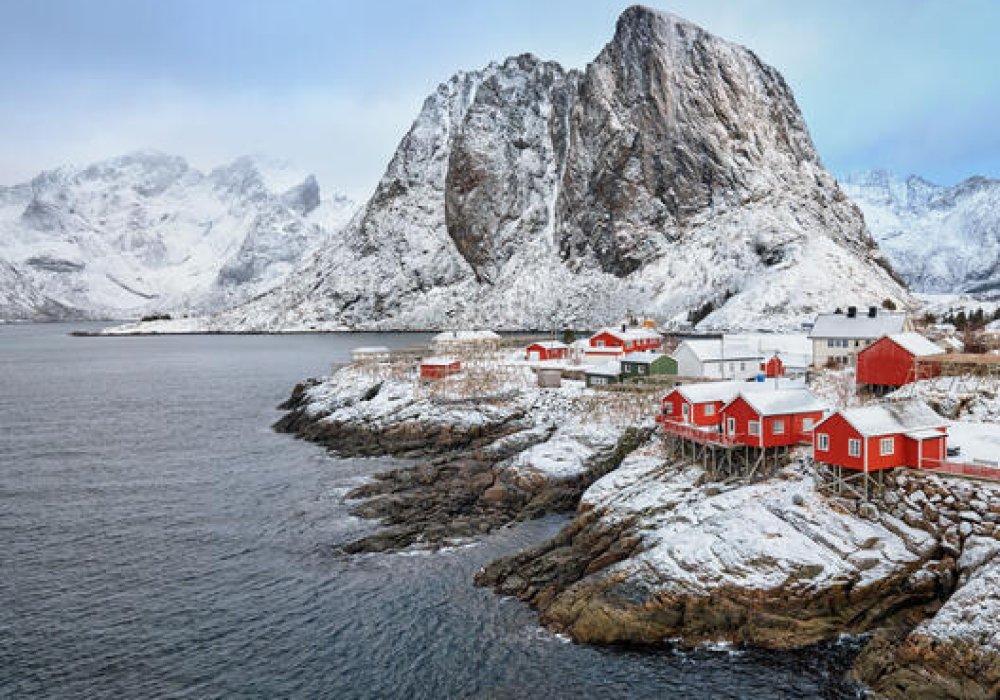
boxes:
[0,151,356,320]
[843,169,1000,294]
[196,6,906,333]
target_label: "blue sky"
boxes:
[1,1,998,198]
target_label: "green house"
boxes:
[620,352,677,380]
[584,361,622,387]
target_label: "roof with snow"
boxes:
[883,332,944,357]
[621,351,668,364]
[820,399,947,437]
[586,360,621,376]
[595,327,662,342]
[527,340,568,349]
[675,339,763,362]
[672,380,747,404]
[433,330,501,342]
[421,356,460,365]
[731,388,827,417]
[808,311,908,339]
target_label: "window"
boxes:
[704,404,716,416]
[802,418,814,432]
[749,421,760,436]
[848,439,861,457]
[663,403,673,415]
[682,404,691,422]
[591,376,607,385]
[880,437,894,456]
[727,417,736,435]
[827,339,835,348]
[817,433,829,451]
[595,340,605,347]
[740,362,747,371]
[773,420,785,435]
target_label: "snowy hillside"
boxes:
[189,6,906,333]
[0,152,355,320]
[843,170,1000,294]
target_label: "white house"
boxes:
[671,338,765,379]
[808,307,910,368]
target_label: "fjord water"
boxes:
[1,324,862,698]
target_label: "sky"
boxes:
[1,1,998,200]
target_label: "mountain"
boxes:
[842,170,1000,294]
[0,152,356,320]
[197,5,905,333]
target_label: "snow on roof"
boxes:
[527,340,568,349]
[823,399,947,437]
[734,388,827,417]
[421,356,460,365]
[433,330,501,342]
[808,310,908,339]
[586,360,621,376]
[621,351,667,364]
[940,336,965,351]
[676,338,763,362]
[885,332,943,357]
[596,327,662,342]
[673,380,747,404]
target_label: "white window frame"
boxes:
[772,419,785,435]
[704,404,716,416]
[880,437,894,456]
[817,433,829,451]
[848,438,862,458]
[748,421,760,436]
[595,340,605,347]
[802,418,814,432]
[682,403,691,422]
[727,417,736,435]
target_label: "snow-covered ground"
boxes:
[946,422,1000,466]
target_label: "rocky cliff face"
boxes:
[0,152,355,320]
[213,5,905,332]
[843,170,1000,294]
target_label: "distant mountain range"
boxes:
[842,170,1000,295]
[0,152,355,320]
[195,6,906,333]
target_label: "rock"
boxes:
[961,511,984,524]
[792,493,805,507]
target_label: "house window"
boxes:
[740,362,746,371]
[727,417,736,435]
[663,403,673,415]
[848,439,861,457]
[827,339,835,348]
[817,433,829,451]
[773,420,785,435]
[704,405,716,416]
[595,340,605,347]
[880,437,894,456]
[749,421,760,436]
[802,418,814,432]
[682,404,691,422]
[591,376,607,385]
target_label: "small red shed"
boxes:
[760,354,785,378]
[812,399,948,472]
[720,388,826,448]
[419,356,462,380]
[525,341,569,362]
[659,381,744,428]
[856,333,943,388]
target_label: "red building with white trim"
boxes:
[760,354,785,378]
[812,400,948,472]
[720,389,826,448]
[856,333,943,389]
[586,327,662,360]
[419,357,462,380]
[524,341,569,362]
[659,381,745,428]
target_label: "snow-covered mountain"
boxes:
[197,5,905,333]
[842,170,1000,294]
[0,152,355,320]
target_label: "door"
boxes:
[727,417,736,436]
[682,403,691,423]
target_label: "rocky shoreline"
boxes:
[276,365,1000,698]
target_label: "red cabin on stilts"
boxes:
[720,389,826,448]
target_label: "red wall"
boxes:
[761,356,785,378]
[813,413,867,470]
[526,344,569,361]
[721,397,823,448]
[590,331,661,354]
[814,413,947,471]
[661,390,723,427]
[856,337,940,387]
[420,361,461,379]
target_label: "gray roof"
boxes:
[818,399,946,437]
[808,311,907,339]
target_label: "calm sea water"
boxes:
[1,323,863,699]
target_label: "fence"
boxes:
[915,459,1000,482]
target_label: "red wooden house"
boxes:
[856,333,943,389]
[720,388,826,448]
[760,354,785,378]
[419,357,462,380]
[586,327,663,360]
[524,341,570,362]
[812,399,948,472]
[659,381,745,428]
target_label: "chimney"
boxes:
[834,307,843,315]
[621,323,627,333]
[868,306,878,318]
[847,306,857,318]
